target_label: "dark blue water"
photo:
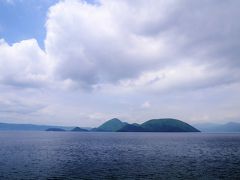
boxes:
[0,132,240,179]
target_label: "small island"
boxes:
[71,127,89,132]
[46,128,66,132]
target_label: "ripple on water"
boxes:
[0,132,240,179]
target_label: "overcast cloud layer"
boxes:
[0,0,240,126]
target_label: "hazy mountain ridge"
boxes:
[194,122,240,132]
[0,122,89,131]
[46,128,66,132]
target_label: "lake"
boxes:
[0,132,239,179]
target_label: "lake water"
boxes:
[0,132,239,179]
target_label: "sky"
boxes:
[0,0,240,127]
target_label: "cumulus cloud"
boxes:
[43,0,240,92]
[0,39,50,88]
[1,0,240,92]
[1,0,240,125]
[45,0,177,89]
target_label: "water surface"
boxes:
[0,132,239,179]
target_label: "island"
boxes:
[92,118,200,132]
[71,127,89,132]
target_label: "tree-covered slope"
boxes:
[141,118,200,132]
[94,118,127,132]
[117,123,146,132]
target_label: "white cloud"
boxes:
[141,101,151,108]
[44,0,178,89]
[44,0,240,91]
[1,0,238,93]
[0,39,51,88]
[1,0,240,125]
